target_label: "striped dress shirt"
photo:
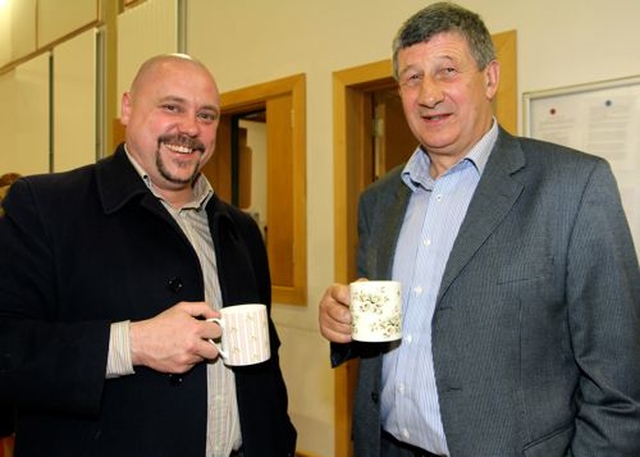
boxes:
[106,150,241,457]
[381,122,498,455]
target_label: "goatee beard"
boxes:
[156,134,205,185]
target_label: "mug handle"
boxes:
[205,317,228,359]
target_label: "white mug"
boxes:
[349,280,402,342]
[207,304,271,366]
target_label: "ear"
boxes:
[484,60,500,100]
[120,92,132,125]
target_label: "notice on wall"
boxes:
[524,75,640,259]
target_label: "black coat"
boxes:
[0,145,296,456]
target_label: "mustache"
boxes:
[158,134,206,153]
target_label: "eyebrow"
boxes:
[200,104,220,114]
[159,96,220,113]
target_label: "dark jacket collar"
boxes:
[95,143,152,215]
[94,144,235,226]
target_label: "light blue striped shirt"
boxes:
[381,121,498,455]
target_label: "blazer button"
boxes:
[167,277,183,293]
[371,392,379,404]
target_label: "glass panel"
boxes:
[53,29,97,172]
[0,0,37,67]
[37,0,98,48]
[0,53,50,176]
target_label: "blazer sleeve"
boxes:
[329,179,389,367]
[566,159,640,454]
[0,179,108,416]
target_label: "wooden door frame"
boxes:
[217,74,307,305]
[331,30,517,457]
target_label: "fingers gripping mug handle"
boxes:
[206,317,228,359]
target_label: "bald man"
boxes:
[0,54,296,457]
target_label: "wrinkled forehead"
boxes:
[397,31,474,66]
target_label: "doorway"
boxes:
[372,88,417,178]
[201,73,308,305]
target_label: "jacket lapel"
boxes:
[96,144,149,212]
[437,129,526,303]
[206,198,257,305]
[376,180,412,279]
[95,144,185,229]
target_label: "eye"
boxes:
[161,103,181,113]
[439,67,458,79]
[197,111,219,123]
[401,72,423,87]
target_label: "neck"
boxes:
[155,185,196,209]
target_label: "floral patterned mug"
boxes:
[349,280,402,342]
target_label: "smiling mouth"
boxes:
[159,135,205,155]
[164,143,196,154]
[423,113,451,122]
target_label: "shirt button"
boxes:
[401,429,410,439]
[423,238,431,246]
[405,334,412,344]
[436,194,443,202]
[414,286,423,295]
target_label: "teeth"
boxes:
[165,143,192,154]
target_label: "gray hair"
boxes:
[392,2,496,79]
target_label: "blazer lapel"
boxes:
[437,129,526,302]
[376,176,412,279]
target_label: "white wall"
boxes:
[187,1,640,456]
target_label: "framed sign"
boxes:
[523,75,640,258]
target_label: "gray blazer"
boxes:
[332,128,640,456]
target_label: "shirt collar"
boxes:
[124,144,214,210]
[401,119,498,191]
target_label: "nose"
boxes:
[418,77,444,109]
[177,113,200,137]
